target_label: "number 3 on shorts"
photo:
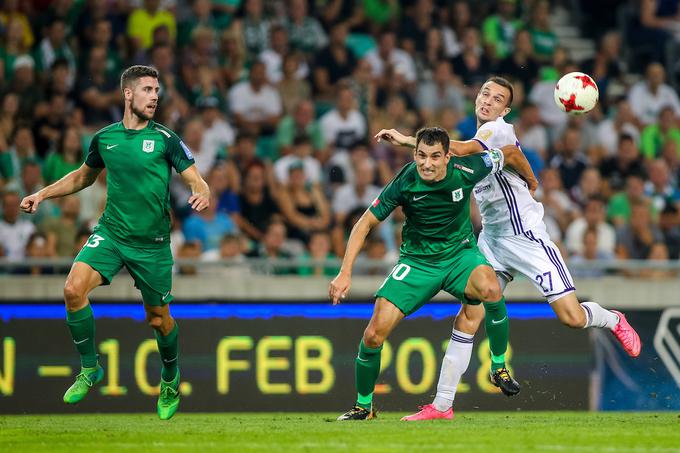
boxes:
[85,234,105,248]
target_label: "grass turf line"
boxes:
[0,412,677,452]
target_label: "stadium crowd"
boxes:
[0,0,679,278]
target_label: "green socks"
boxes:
[483,297,509,372]
[155,322,179,381]
[355,340,382,410]
[66,304,98,368]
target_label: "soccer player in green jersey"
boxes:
[20,65,210,420]
[330,127,530,420]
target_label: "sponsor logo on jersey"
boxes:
[142,140,155,153]
[180,140,194,159]
[454,163,474,174]
[106,144,118,150]
[413,194,427,201]
[474,183,492,194]
[478,129,492,141]
[452,188,463,202]
[371,198,380,208]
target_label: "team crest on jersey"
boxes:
[142,140,155,153]
[478,129,492,141]
[452,188,463,202]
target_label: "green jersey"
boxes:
[85,120,195,247]
[369,150,503,263]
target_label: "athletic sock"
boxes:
[433,329,474,411]
[155,322,179,382]
[355,340,382,410]
[483,297,509,372]
[580,302,619,330]
[66,304,98,368]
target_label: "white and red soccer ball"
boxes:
[553,72,599,115]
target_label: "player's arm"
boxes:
[497,145,539,194]
[20,163,101,214]
[329,209,381,305]
[375,128,483,156]
[179,164,211,212]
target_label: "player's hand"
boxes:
[527,177,539,197]
[329,271,351,305]
[188,192,209,212]
[20,193,42,214]
[374,129,410,147]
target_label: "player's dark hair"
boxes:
[485,76,514,107]
[415,127,450,154]
[120,65,159,92]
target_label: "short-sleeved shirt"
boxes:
[369,152,503,263]
[85,120,195,247]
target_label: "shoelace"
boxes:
[496,369,511,381]
[75,371,95,388]
[160,384,178,399]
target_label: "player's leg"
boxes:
[125,243,180,419]
[339,260,440,420]
[338,297,404,420]
[63,229,123,404]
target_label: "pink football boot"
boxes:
[401,404,453,421]
[611,310,642,358]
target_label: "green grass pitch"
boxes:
[0,412,677,452]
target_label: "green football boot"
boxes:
[157,370,180,420]
[63,365,104,404]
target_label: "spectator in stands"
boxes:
[34,19,76,75]
[38,195,81,257]
[86,20,122,76]
[247,220,294,274]
[183,193,237,252]
[9,55,42,121]
[278,162,330,244]
[285,0,328,55]
[659,203,680,259]
[399,0,436,54]
[565,197,616,257]
[298,230,338,277]
[571,167,604,208]
[0,93,18,143]
[76,46,121,127]
[608,174,654,227]
[33,94,68,157]
[365,30,417,86]
[527,0,558,63]
[550,126,588,191]
[207,162,240,216]
[321,83,367,156]
[481,0,522,61]
[0,190,35,261]
[18,232,56,276]
[645,159,680,212]
[596,99,642,157]
[73,227,92,257]
[77,169,106,226]
[230,132,262,179]
[274,136,322,185]
[195,96,235,173]
[630,0,678,67]
[371,95,419,144]
[496,29,540,94]
[661,139,680,183]
[239,0,271,57]
[312,22,356,100]
[515,102,548,164]
[536,167,578,237]
[582,31,624,104]
[416,60,465,123]
[641,106,680,160]
[127,0,177,53]
[228,60,282,137]
[3,125,36,182]
[260,25,308,85]
[43,57,74,100]
[569,227,614,279]
[234,162,279,242]
[177,0,217,48]
[615,201,664,260]
[599,133,646,193]
[176,241,202,275]
[414,28,448,79]
[275,100,325,157]
[43,126,83,185]
[277,53,312,115]
[452,32,488,92]
[628,62,680,125]
[218,25,247,87]
[0,17,30,84]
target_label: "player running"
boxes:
[20,65,210,420]
[330,127,535,420]
[375,76,641,421]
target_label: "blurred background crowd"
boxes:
[0,0,679,279]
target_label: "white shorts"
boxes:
[477,224,575,303]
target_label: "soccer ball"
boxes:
[553,72,599,115]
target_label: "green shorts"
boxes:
[74,224,174,306]
[375,246,490,316]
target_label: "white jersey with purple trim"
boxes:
[471,117,545,237]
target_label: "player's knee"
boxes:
[479,283,502,302]
[362,327,384,349]
[63,279,86,309]
[147,314,164,330]
[559,308,586,328]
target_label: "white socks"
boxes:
[580,302,619,330]
[432,329,474,412]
